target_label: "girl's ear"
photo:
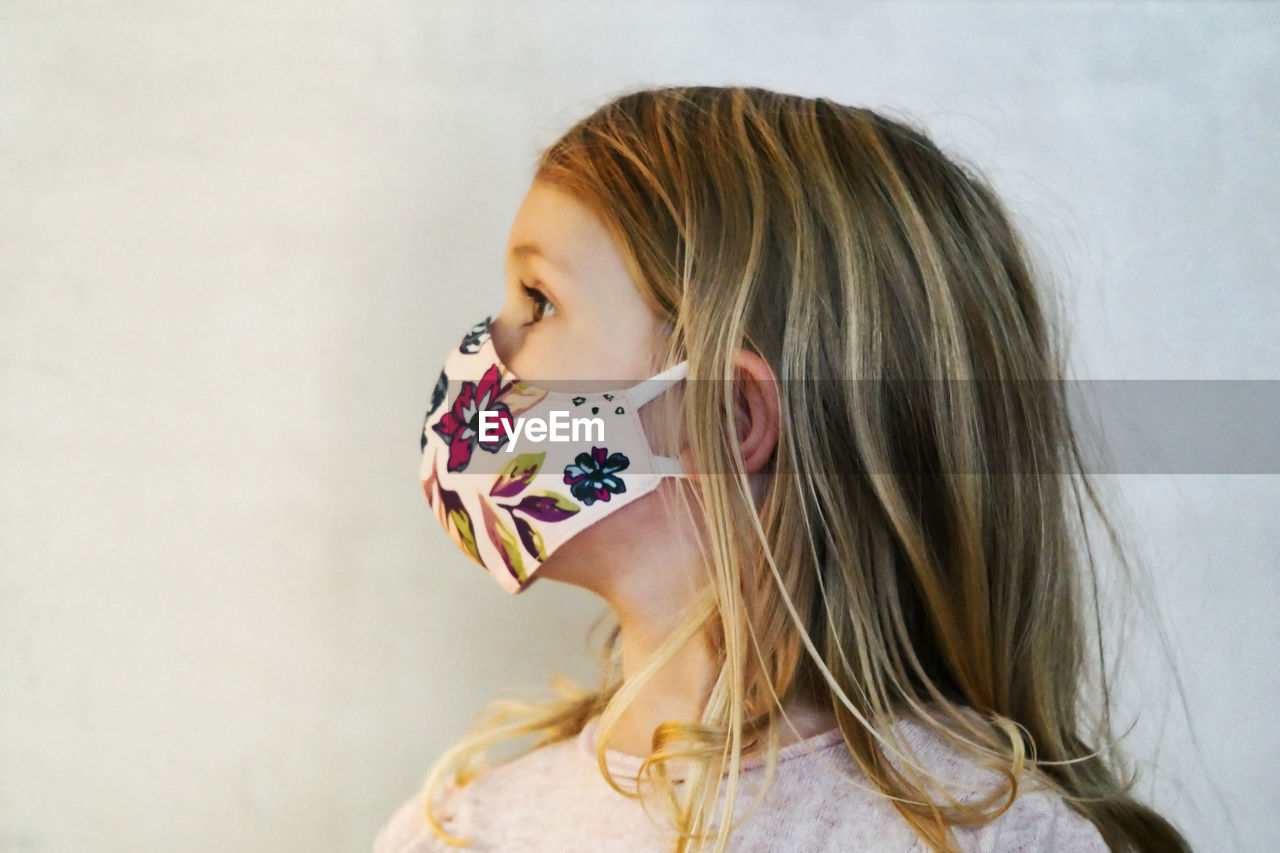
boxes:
[732,348,781,474]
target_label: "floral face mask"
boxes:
[419,316,689,594]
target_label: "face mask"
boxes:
[419,316,689,594]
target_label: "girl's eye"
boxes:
[521,283,557,324]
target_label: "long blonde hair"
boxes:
[415,85,1191,852]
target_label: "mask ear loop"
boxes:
[628,361,689,407]
[628,361,691,478]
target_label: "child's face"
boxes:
[491,180,667,386]
[488,179,697,593]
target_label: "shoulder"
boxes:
[374,742,568,853]
[955,787,1109,852]
[910,719,1108,852]
[374,731,668,853]
[374,785,454,853]
[746,715,1107,853]
[892,715,1108,852]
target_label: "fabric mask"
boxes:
[419,316,690,594]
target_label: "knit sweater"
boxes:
[375,713,1109,852]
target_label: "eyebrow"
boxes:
[509,242,571,275]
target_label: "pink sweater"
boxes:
[376,714,1109,852]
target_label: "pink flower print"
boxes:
[431,364,514,472]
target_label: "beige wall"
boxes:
[2,2,1276,850]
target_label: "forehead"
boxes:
[506,182,618,277]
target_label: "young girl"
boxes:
[379,86,1190,852]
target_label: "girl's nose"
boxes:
[487,309,521,372]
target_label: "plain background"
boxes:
[2,1,1277,850]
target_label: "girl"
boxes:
[380,86,1190,852]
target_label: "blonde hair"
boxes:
[415,85,1191,852]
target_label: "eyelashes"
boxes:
[521,282,557,324]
